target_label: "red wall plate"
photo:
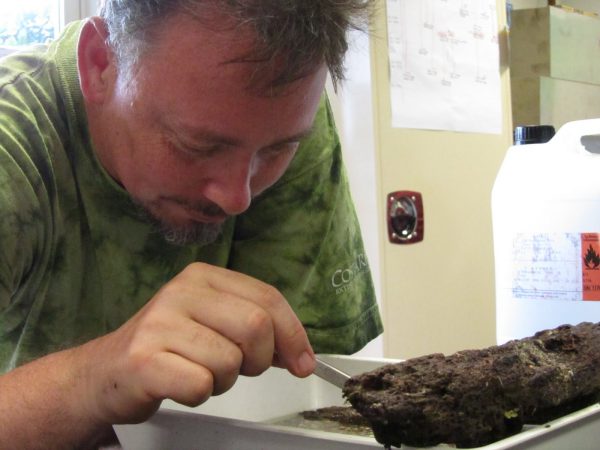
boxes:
[387,191,424,244]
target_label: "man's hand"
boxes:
[0,263,315,449]
[79,262,316,425]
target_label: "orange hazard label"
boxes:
[582,233,600,300]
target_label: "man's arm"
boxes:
[0,346,111,449]
[0,263,315,449]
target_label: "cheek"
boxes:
[124,141,189,195]
[139,136,191,179]
[149,160,201,193]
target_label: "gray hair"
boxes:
[99,0,374,88]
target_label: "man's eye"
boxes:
[264,142,300,156]
[169,140,218,158]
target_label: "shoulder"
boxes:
[0,43,75,276]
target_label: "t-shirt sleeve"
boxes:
[0,135,47,370]
[0,61,57,370]
[228,95,383,354]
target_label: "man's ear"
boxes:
[78,17,115,104]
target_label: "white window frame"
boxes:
[60,0,99,29]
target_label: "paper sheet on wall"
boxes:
[386,0,502,134]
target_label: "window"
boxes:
[0,1,98,48]
[0,1,61,46]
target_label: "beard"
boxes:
[133,197,227,246]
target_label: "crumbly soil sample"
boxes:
[343,322,600,448]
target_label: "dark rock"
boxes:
[343,322,600,448]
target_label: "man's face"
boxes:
[87,13,327,245]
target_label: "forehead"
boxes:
[124,12,327,146]
[138,9,317,93]
[129,11,326,105]
[146,12,256,73]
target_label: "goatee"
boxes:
[133,200,225,246]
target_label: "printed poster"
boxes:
[386,0,502,134]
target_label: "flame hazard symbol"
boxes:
[584,244,600,270]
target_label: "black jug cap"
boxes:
[513,125,556,145]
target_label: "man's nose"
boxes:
[203,157,254,216]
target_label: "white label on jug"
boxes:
[511,233,600,301]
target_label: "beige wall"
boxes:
[371,1,513,359]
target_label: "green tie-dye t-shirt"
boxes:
[0,23,382,371]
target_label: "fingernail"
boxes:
[297,351,316,376]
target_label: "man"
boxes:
[0,0,383,448]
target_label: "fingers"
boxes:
[181,263,316,377]
[151,314,247,394]
[170,288,276,377]
[120,351,215,421]
[140,352,214,406]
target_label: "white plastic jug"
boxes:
[492,119,600,344]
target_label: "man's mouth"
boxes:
[184,209,228,224]
[162,195,228,224]
[132,198,226,246]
